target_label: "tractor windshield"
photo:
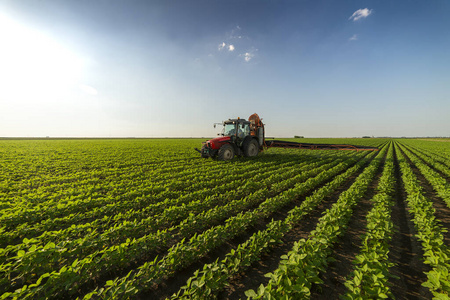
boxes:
[223,122,250,138]
[223,123,237,136]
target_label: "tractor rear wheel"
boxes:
[218,144,235,161]
[243,139,259,157]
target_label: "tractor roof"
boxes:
[224,118,249,124]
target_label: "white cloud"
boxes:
[217,42,235,52]
[349,34,358,41]
[219,42,235,52]
[349,8,372,21]
[243,52,254,62]
[217,27,258,63]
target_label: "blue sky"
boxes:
[0,0,449,137]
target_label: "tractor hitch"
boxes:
[196,145,217,158]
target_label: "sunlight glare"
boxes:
[0,13,85,104]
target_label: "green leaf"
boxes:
[257,284,265,295]
[72,258,79,268]
[245,289,258,298]
[433,293,450,300]
[106,280,114,286]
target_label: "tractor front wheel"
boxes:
[243,139,259,157]
[218,144,235,161]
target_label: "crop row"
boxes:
[1,151,362,299]
[399,144,450,209]
[0,153,337,292]
[341,142,396,299]
[245,142,387,298]
[170,145,380,298]
[0,156,309,259]
[399,140,450,166]
[78,151,372,299]
[404,144,450,175]
[1,152,306,230]
[0,156,204,206]
[0,143,214,208]
[0,154,313,247]
[395,143,450,298]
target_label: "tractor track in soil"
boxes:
[387,144,432,299]
[217,152,376,300]
[309,147,388,299]
[138,152,373,300]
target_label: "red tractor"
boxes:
[195,113,378,161]
[195,113,265,160]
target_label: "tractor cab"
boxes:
[222,119,251,142]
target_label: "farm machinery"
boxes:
[195,113,378,161]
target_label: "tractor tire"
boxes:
[243,138,259,157]
[218,144,235,161]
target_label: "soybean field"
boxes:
[1,138,449,299]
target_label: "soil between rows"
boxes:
[387,145,431,299]
[309,148,387,298]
